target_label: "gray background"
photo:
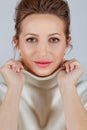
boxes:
[0,0,87,80]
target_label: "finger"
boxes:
[70,61,81,70]
[6,59,24,72]
[16,62,24,70]
[63,62,70,73]
[12,64,23,73]
[63,59,80,72]
[69,63,76,71]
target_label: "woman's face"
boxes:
[17,14,70,77]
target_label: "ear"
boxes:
[13,36,21,54]
[13,36,18,47]
[66,35,71,47]
[64,36,72,55]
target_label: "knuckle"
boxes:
[72,58,76,61]
[17,62,23,67]
[8,58,15,62]
[6,59,15,65]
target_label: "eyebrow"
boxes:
[23,33,63,37]
[48,33,62,37]
[24,33,39,37]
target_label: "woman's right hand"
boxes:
[0,59,24,88]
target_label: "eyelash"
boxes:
[49,37,60,43]
[26,37,60,43]
[26,37,37,43]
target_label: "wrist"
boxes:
[59,83,76,97]
[7,83,23,91]
[2,85,22,110]
[5,86,23,101]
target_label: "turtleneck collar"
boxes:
[22,68,61,90]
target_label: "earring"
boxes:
[13,45,21,60]
[13,45,17,59]
[18,51,21,58]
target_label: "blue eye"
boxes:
[26,37,37,43]
[49,38,60,43]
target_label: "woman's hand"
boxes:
[57,58,84,89]
[0,59,24,88]
[57,59,87,130]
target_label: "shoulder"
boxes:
[76,80,87,109]
[0,82,7,102]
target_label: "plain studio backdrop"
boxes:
[0,0,87,81]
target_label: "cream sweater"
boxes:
[0,69,87,130]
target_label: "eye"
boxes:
[49,37,60,43]
[26,37,37,43]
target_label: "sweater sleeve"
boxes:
[0,82,7,104]
[77,80,87,110]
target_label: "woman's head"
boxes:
[14,0,70,39]
[13,0,71,77]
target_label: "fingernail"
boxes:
[66,68,69,73]
[18,68,20,72]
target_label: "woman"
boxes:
[0,0,87,130]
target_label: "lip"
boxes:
[34,61,52,68]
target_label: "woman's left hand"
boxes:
[57,58,84,89]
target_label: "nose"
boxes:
[36,43,49,57]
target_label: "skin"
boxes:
[0,14,87,130]
[16,14,70,77]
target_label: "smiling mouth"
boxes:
[34,61,52,68]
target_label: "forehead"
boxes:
[20,14,65,35]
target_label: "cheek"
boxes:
[19,44,33,55]
[54,46,66,57]
[21,49,31,58]
[20,48,37,63]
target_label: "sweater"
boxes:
[0,69,87,130]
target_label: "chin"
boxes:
[33,70,53,77]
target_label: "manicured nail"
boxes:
[66,68,69,73]
[18,68,20,72]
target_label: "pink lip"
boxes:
[34,61,52,68]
